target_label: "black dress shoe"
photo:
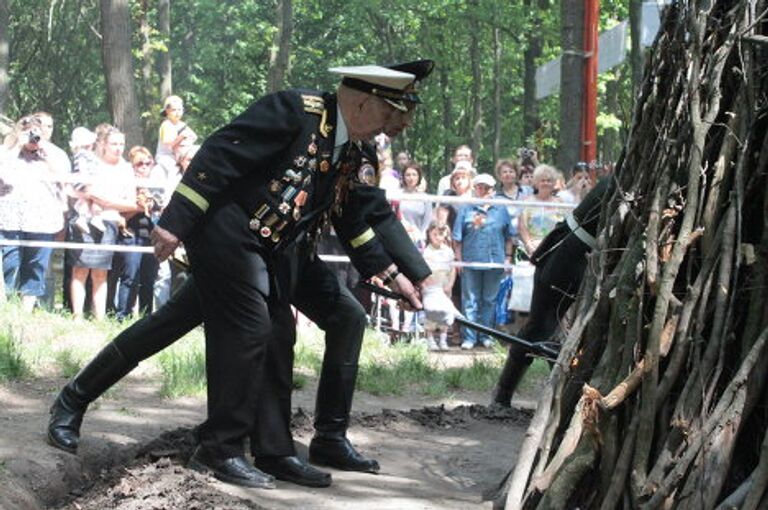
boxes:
[254,455,332,488]
[188,446,276,489]
[309,435,380,473]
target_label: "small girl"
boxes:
[156,95,197,174]
[421,222,457,351]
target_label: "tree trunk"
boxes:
[556,0,584,172]
[100,0,143,147]
[439,64,453,175]
[491,26,501,166]
[0,0,9,116]
[468,0,483,160]
[266,0,293,94]
[139,0,155,144]
[495,1,768,508]
[158,0,172,100]
[523,0,546,142]
[629,0,643,99]
[600,67,621,164]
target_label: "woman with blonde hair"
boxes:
[518,164,565,258]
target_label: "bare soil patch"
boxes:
[0,352,535,510]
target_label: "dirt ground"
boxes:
[0,351,536,510]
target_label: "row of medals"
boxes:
[248,133,331,243]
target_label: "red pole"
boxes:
[581,0,599,168]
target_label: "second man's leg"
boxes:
[293,257,378,474]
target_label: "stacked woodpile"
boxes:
[496,1,768,508]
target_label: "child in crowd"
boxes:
[68,127,107,233]
[422,222,456,351]
[155,95,197,173]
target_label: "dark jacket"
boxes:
[159,89,430,293]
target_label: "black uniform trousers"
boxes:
[109,252,366,460]
[250,254,366,458]
[497,228,590,395]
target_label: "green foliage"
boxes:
[155,332,206,398]
[357,342,437,396]
[0,326,28,381]
[54,348,85,379]
[596,111,623,135]
[4,0,635,179]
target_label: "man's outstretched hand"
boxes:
[389,273,423,311]
[151,226,181,262]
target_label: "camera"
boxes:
[26,128,42,144]
[518,147,537,168]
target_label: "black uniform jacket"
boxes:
[158,89,430,294]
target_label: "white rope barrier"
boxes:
[0,172,557,271]
[0,240,522,270]
[0,172,176,189]
[386,190,577,210]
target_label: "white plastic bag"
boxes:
[508,262,535,312]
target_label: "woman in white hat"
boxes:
[452,173,515,349]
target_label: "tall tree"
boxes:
[0,0,8,117]
[629,0,643,99]
[266,0,293,94]
[158,0,172,100]
[491,26,502,166]
[557,0,584,172]
[468,0,483,159]
[139,0,155,143]
[100,0,143,146]
[523,0,547,142]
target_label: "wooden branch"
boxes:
[743,429,768,509]
[530,395,589,492]
[741,34,768,45]
[599,360,645,410]
[640,327,768,508]
[504,383,555,510]
[599,411,640,510]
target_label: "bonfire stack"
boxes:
[497,1,768,508]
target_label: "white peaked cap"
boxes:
[329,65,416,91]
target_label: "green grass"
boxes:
[155,333,207,398]
[54,348,86,378]
[0,299,132,380]
[0,326,28,380]
[0,299,528,400]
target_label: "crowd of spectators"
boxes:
[0,101,603,340]
[0,97,199,320]
[373,139,601,351]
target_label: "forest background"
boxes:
[0,0,645,187]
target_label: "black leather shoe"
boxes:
[254,455,332,488]
[188,446,276,489]
[309,435,380,473]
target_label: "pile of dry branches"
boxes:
[497,1,768,508]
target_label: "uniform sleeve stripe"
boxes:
[175,182,209,212]
[350,228,375,248]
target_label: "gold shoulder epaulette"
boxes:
[302,94,324,115]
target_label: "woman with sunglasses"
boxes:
[108,146,163,320]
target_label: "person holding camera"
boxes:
[0,116,68,310]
